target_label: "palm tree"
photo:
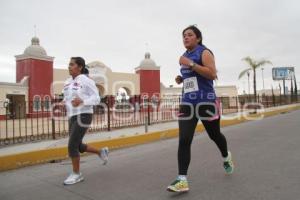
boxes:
[238,57,272,102]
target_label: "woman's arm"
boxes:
[179,50,217,80]
[82,79,101,106]
[71,78,100,107]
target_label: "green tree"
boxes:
[238,57,272,101]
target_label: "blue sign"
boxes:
[272,67,294,80]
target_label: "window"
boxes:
[44,95,51,111]
[33,95,41,112]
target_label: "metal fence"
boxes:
[0,94,299,147]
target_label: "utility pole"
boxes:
[261,67,265,95]
[283,79,286,97]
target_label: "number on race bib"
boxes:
[183,77,199,93]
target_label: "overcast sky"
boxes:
[0,0,299,94]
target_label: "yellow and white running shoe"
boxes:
[167,179,189,193]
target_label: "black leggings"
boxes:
[178,103,228,175]
[68,113,93,158]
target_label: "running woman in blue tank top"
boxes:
[167,25,234,193]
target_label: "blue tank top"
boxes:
[180,44,216,104]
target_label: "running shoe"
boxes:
[63,172,84,185]
[167,179,189,192]
[223,151,234,174]
[99,147,109,165]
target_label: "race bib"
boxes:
[183,77,199,93]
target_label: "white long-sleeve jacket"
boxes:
[63,74,100,117]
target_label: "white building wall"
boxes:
[0,83,28,115]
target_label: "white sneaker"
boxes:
[99,147,109,165]
[63,172,84,185]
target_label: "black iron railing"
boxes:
[0,94,299,146]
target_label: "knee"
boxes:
[79,143,87,153]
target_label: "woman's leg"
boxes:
[68,114,93,173]
[71,144,100,173]
[167,105,198,192]
[85,145,100,154]
[69,114,108,166]
[199,104,234,174]
[201,118,228,157]
[197,102,228,158]
[178,105,198,175]
[71,157,80,173]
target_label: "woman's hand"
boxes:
[71,97,83,107]
[175,75,183,84]
[179,56,192,67]
[60,100,65,106]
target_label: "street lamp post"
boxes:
[296,81,300,102]
[279,83,282,105]
[261,67,265,95]
[292,72,298,102]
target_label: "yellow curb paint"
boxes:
[0,105,299,172]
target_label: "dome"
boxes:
[23,36,47,56]
[87,61,108,69]
[139,52,157,67]
[87,60,112,74]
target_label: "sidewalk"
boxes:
[0,103,299,171]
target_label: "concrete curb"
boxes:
[1,104,299,172]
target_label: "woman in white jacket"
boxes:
[63,57,108,185]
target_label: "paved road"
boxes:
[1,110,300,200]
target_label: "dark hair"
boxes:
[182,25,203,45]
[71,57,86,74]
[82,67,89,75]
